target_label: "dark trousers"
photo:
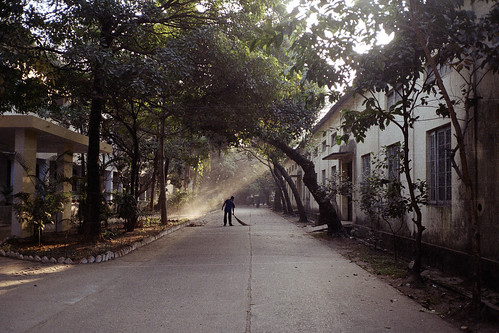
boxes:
[224,210,232,225]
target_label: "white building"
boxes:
[0,115,113,237]
[283,28,499,282]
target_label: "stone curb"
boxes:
[0,221,190,265]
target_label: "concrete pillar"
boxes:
[11,129,37,238]
[104,170,112,201]
[57,145,73,232]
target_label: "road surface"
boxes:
[0,207,457,332]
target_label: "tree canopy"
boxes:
[2,0,310,239]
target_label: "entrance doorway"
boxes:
[341,160,353,221]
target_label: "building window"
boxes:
[113,171,121,192]
[386,88,402,110]
[387,143,400,182]
[361,153,371,181]
[330,166,337,200]
[426,64,452,83]
[331,132,337,147]
[428,125,451,203]
[322,169,326,186]
[322,140,327,153]
[6,159,12,188]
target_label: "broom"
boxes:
[233,214,249,226]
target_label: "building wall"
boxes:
[284,63,499,264]
[475,72,499,260]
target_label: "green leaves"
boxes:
[13,177,69,244]
[0,0,55,113]
[342,98,398,143]
[359,147,427,226]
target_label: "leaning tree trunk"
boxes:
[268,164,284,212]
[272,174,284,212]
[274,162,308,222]
[274,164,294,215]
[267,138,342,234]
[274,186,283,211]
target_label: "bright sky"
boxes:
[286,0,393,53]
[284,0,394,119]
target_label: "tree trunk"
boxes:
[126,134,140,232]
[409,0,481,308]
[130,130,140,199]
[402,125,425,278]
[274,162,308,222]
[83,73,104,242]
[269,165,286,212]
[267,138,342,234]
[273,164,294,214]
[149,152,158,211]
[272,174,283,212]
[80,153,86,178]
[83,23,116,241]
[164,158,170,187]
[158,117,168,224]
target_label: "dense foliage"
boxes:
[2,0,320,238]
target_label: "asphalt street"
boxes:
[0,207,458,332]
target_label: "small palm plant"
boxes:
[0,185,13,205]
[113,191,138,232]
[11,151,71,245]
[13,180,68,245]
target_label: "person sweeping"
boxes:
[222,196,235,226]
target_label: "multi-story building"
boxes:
[283,18,499,282]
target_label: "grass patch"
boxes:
[351,245,407,278]
[312,232,408,279]
[310,232,332,240]
[368,256,407,278]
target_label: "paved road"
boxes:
[0,207,457,332]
